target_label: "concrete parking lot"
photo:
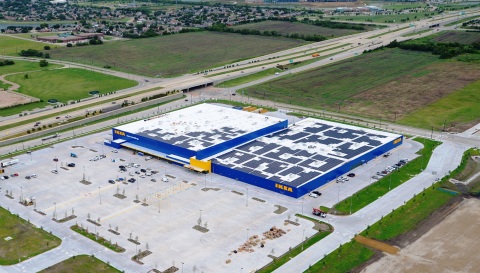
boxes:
[0,129,422,272]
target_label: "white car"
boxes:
[145,156,152,161]
[140,174,146,178]
[111,150,118,153]
[162,177,169,182]
[51,170,58,174]
[309,192,319,198]
[129,172,135,176]
[31,174,37,178]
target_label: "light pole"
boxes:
[181,262,184,273]
[246,188,249,207]
[98,187,102,204]
[302,229,305,250]
[54,202,57,220]
[389,173,392,191]
[200,209,202,221]
[350,194,353,214]
[246,228,249,241]
[204,173,207,189]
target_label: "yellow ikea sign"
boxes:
[114,130,125,136]
[275,183,293,192]
[393,138,402,145]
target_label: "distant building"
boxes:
[36,33,104,43]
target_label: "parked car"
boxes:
[371,175,380,179]
[309,192,319,198]
[128,178,136,183]
[108,180,115,184]
[151,179,157,182]
[51,170,58,174]
[347,173,355,177]
[67,163,75,167]
[312,191,322,196]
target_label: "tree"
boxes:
[39,60,49,67]
[44,45,51,50]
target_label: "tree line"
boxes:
[385,39,480,59]
[206,23,327,42]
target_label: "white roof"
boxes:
[115,103,286,151]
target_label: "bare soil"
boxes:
[0,91,33,108]
[344,62,480,126]
[359,197,480,273]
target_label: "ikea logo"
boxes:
[393,138,402,145]
[114,130,126,136]
[275,183,293,192]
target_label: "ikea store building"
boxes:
[106,103,403,198]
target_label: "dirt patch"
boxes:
[344,62,480,129]
[355,235,399,255]
[361,197,480,273]
[0,91,35,108]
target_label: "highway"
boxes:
[0,9,480,273]
[1,8,479,142]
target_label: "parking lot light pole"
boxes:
[181,262,184,273]
[302,229,305,250]
[389,173,392,191]
[246,188,249,207]
[247,228,249,241]
[98,187,102,204]
[301,197,304,215]
[54,202,57,220]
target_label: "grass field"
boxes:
[398,78,480,131]
[49,31,307,77]
[0,206,61,265]
[333,138,441,214]
[329,12,440,23]
[0,35,51,55]
[39,255,121,273]
[304,240,374,273]
[241,48,439,108]
[431,30,480,44]
[216,68,281,88]
[5,68,136,103]
[231,20,371,37]
[0,60,62,75]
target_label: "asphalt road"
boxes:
[1,9,480,273]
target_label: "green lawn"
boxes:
[0,206,61,265]
[216,68,281,88]
[363,185,454,241]
[39,255,121,273]
[0,35,50,55]
[5,68,136,103]
[0,60,62,74]
[70,225,125,253]
[49,31,307,77]
[240,48,439,108]
[304,240,374,273]
[367,26,409,39]
[398,78,480,130]
[333,138,441,214]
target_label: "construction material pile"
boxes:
[263,226,286,240]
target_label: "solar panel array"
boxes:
[137,126,248,151]
[212,119,393,187]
